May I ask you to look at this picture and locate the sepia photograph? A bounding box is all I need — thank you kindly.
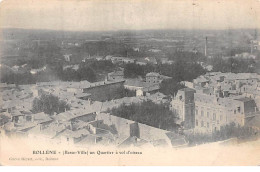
[0,0,260,166]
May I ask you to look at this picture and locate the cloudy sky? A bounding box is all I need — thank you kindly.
[1,0,260,31]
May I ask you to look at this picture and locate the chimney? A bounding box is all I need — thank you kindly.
[251,40,253,54]
[205,36,208,57]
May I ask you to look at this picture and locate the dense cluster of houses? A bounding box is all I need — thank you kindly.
[0,77,186,148]
[62,53,176,66]
[171,72,260,133]
[1,70,259,147]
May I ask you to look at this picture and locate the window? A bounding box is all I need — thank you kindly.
[195,109,198,115]
[196,120,198,126]
[207,112,210,118]
[217,120,219,125]
[220,115,223,121]
[26,116,32,121]
[207,122,209,128]
[237,107,241,113]
[201,110,204,117]
[213,113,216,121]
[201,121,204,127]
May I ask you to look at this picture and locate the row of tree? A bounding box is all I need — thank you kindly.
[123,58,206,81]
[58,60,117,82]
[209,57,257,73]
[123,63,154,78]
[123,58,206,96]
[0,60,118,84]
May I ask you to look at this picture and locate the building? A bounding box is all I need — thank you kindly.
[170,88,196,129]
[160,58,174,65]
[132,47,140,52]
[96,113,187,148]
[124,79,160,96]
[171,72,260,133]
[144,57,157,64]
[148,49,161,53]
[109,56,135,64]
[193,76,210,87]
[63,54,72,62]
[107,70,124,81]
[83,80,125,102]
[171,89,259,133]
[146,72,172,84]
[146,72,160,83]
[234,52,256,60]
[194,94,258,133]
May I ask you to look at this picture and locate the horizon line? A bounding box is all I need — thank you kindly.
[1,27,260,33]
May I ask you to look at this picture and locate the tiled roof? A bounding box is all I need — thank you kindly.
[33,112,53,124]
[234,97,254,102]
[125,79,159,89]
[146,72,160,77]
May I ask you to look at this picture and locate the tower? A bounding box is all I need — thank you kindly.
[171,88,196,129]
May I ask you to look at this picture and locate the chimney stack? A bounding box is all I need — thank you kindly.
[251,40,253,54]
[205,36,208,57]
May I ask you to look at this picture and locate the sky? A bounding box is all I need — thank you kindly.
[0,0,260,31]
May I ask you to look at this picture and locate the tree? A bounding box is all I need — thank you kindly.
[89,60,116,73]
[77,64,97,82]
[160,79,185,96]
[32,94,70,115]
[107,100,180,131]
[0,70,36,85]
[210,56,258,73]
[124,63,146,78]
[159,59,206,82]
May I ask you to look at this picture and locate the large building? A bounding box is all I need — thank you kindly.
[171,89,258,133]
[146,72,171,84]
[83,80,125,102]
[124,79,160,96]
[194,94,257,133]
[171,72,260,133]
